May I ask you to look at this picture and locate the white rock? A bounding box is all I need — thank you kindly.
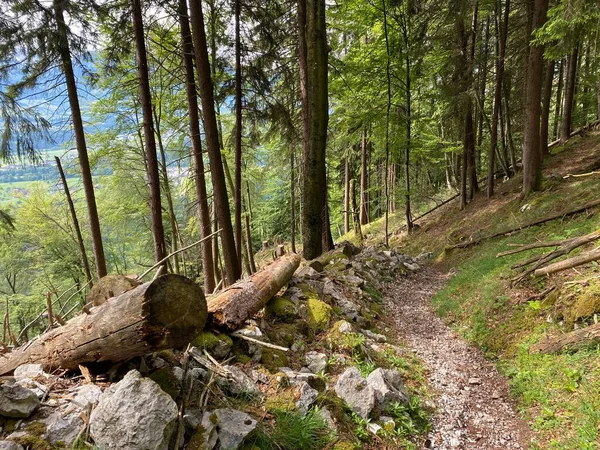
[70,384,103,409]
[367,422,382,435]
[204,408,257,450]
[336,320,354,334]
[13,365,45,381]
[366,368,409,408]
[334,367,375,419]
[305,351,328,374]
[89,370,178,450]
[295,382,318,414]
[0,441,24,450]
[219,366,261,397]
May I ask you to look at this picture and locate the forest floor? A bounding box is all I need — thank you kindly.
[385,267,531,450]
[342,128,600,448]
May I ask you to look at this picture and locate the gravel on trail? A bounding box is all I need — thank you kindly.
[385,267,532,450]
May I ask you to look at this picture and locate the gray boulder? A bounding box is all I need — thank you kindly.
[0,382,40,418]
[219,366,261,397]
[13,364,45,381]
[295,382,318,415]
[334,367,375,419]
[366,368,409,408]
[41,411,82,446]
[89,370,178,450]
[304,351,327,374]
[202,408,257,450]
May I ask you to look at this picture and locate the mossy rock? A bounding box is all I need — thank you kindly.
[149,367,181,399]
[261,348,289,372]
[191,330,233,359]
[564,285,600,325]
[13,435,52,450]
[266,321,308,347]
[320,251,350,266]
[307,298,333,332]
[266,297,298,322]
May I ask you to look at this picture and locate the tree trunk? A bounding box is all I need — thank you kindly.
[531,322,600,354]
[234,0,243,271]
[287,144,296,253]
[540,59,555,156]
[351,178,363,240]
[53,0,107,279]
[487,0,510,198]
[521,0,549,196]
[300,0,328,260]
[382,0,391,246]
[55,157,93,287]
[131,0,167,267]
[344,156,350,234]
[245,214,256,274]
[178,0,215,293]
[560,45,579,143]
[207,253,300,330]
[0,275,207,374]
[189,0,240,284]
[360,128,369,225]
[553,59,564,140]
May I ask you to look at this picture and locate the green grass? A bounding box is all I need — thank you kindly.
[427,213,600,448]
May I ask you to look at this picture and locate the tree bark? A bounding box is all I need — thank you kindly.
[55,157,93,287]
[360,128,369,225]
[207,253,300,330]
[290,144,297,252]
[344,156,350,234]
[234,0,243,271]
[300,0,329,260]
[553,59,564,140]
[245,214,256,274]
[53,0,107,279]
[540,59,555,156]
[189,0,240,284]
[178,0,215,293]
[487,0,510,197]
[131,0,167,267]
[560,45,579,143]
[521,0,549,196]
[534,247,600,277]
[0,275,207,374]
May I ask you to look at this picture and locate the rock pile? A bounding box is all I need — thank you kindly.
[0,243,431,449]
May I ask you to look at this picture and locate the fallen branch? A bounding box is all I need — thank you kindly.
[531,322,600,354]
[230,331,289,352]
[563,171,600,179]
[534,247,600,277]
[519,286,556,304]
[497,237,573,257]
[207,253,301,330]
[0,274,207,375]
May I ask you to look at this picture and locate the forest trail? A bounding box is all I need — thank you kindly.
[385,268,532,450]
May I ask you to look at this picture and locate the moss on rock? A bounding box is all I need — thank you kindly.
[148,367,181,399]
[307,298,333,332]
[191,330,233,358]
[266,297,298,322]
[261,348,290,372]
[333,440,357,450]
[265,388,297,411]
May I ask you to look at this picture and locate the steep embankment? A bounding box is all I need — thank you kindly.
[389,130,600,449]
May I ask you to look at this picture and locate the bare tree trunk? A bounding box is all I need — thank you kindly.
[212,203,222,289]
[351,179,363,240]
[234,0,243,270]
[487,0,510,197]
[300,0,329,260]
[560,45,579,143]
[522,0,549,196]
[53,0,107,279]
[55,157,93,287]
[359,128,369,225]
[382,0,391,246]
[344,156,350,234]
[290,144,297,252]
[553,59,564,140]
[178,0,215,292]
[245,214,256,273]
[189,0,240,284]
[540,59,554,156]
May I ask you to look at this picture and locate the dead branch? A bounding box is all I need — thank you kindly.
[534,247,600,277]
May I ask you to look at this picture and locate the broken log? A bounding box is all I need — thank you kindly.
[0,274,206,375]
[207,253,300,330]
[531,322,600,354]
[534,247,600,277]
[88,274,142,307]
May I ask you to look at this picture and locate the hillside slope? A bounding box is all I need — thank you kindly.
[359,130,600,449]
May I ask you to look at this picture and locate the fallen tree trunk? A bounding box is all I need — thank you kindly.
[534,247,600,277]
[531,322,600,354]
[208,253,301,330]
[0,274,206,375]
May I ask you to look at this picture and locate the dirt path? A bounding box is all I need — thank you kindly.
[385,267,532,450]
